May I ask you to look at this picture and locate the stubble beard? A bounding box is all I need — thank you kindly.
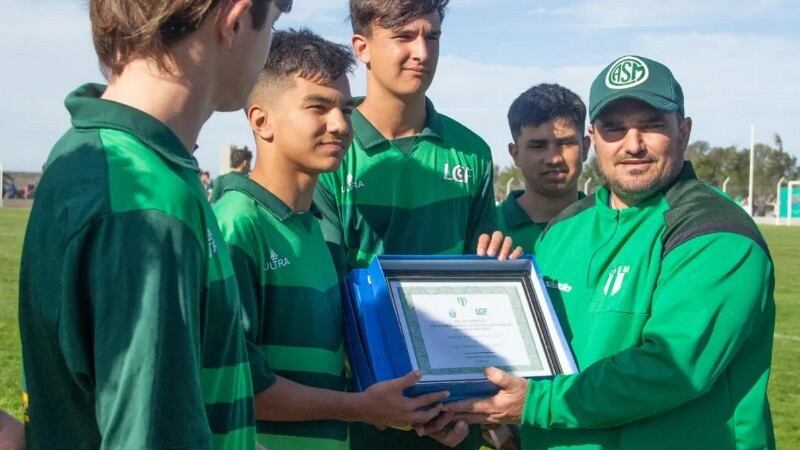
[606,160,683,205]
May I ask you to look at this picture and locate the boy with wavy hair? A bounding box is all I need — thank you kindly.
[19,1,289,448]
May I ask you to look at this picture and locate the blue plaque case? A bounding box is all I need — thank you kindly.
[342,255,577,402]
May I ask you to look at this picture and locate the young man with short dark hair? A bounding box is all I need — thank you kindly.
[313,1,516,448]
[498,84,589,253]
[18,1,290,448]
[211,146,253,203]
[314,0,513,279]
[214,28,450,450]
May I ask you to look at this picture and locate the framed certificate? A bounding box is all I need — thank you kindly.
[343,256,576,400]
[389,278,557,381]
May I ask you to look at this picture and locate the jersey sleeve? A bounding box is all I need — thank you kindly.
[521,232,774,430]
[464,160,497,253]
[63,211,212,449]
[314,174,348,277]
[216,212,277,394]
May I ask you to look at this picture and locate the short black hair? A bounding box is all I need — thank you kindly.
[230,146,253,168]
[349,0,449,35]
[257,28,355,91]
[507,83,587,141]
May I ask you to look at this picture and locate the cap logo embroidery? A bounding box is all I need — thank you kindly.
[605,56,649,90]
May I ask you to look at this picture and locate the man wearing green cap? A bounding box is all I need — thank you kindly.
[443,55,776,449]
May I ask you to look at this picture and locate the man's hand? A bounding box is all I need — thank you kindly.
[0,410,25,450]
[476,231,523,261]
[443,367,529,425]
[357,370,449,428]
[415,412,469,448]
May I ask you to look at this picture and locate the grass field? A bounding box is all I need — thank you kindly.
[1,208,798,446]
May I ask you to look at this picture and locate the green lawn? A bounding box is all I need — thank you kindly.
[1,209,798,446]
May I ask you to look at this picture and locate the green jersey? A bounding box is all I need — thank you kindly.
[522,162,775,449]
[315,98,497,275]
[210,171,247,204]
[496,190,586,253]
[19,84,256,450]
[496,190,546,254]
[213,177,348,450]
[315,98,495,450]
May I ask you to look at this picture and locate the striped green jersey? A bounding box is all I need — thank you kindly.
[213,176,348,450]
[314,98,496,450]
[18,84,255,450]
[314,98,497,276]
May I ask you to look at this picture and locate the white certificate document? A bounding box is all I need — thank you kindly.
[390,280,552,381]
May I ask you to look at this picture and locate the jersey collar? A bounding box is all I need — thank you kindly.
[65,83,199,172]
[351,96,443,151]
[503,189,586,228]
[502,190,538,228]
[225,175,321,222]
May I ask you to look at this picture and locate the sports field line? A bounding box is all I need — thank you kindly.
[774,333,800,342]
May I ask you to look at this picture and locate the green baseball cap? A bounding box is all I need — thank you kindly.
[589,55,684,122]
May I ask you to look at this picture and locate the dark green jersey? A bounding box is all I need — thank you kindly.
[19,84,255,450]
[213,177,348,450]
[315,98,497,276]
[210,171,247,204]
[315,98,495,450]
[522,162,775,450]
[496,190,546,254]
[496,190,586,253]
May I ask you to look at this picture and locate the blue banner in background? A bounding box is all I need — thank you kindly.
[779,186,800,218]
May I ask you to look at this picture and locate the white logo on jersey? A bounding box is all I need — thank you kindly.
[603,265,630,296]
[207,229,217,255]
[265,249,291,271]
[443,163,471,184]
[342,173,365,193]
[545,280,573,293]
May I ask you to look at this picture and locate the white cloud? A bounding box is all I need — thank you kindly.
[424,30,800,167]
[426,56,599,167]
[528,0,795,29]
[1,1,798,175]
[279,0,347,25]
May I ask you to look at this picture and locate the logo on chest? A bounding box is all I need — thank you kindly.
[265,249,291,272]
[443,163,471,184]
[603,265,631,296]
[342,173,365,193]
[545,279,573,293]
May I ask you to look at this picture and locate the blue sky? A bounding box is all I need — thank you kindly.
[2,0,799,174]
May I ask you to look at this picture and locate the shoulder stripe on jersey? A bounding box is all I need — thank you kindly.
[662,170,769,258]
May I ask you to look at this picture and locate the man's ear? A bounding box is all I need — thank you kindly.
[508,142,520,167]
[247,103,274,142]
[217,0,252,49]
[581,135,591,162]
[679,116,693,150]
[352,33,370,65]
